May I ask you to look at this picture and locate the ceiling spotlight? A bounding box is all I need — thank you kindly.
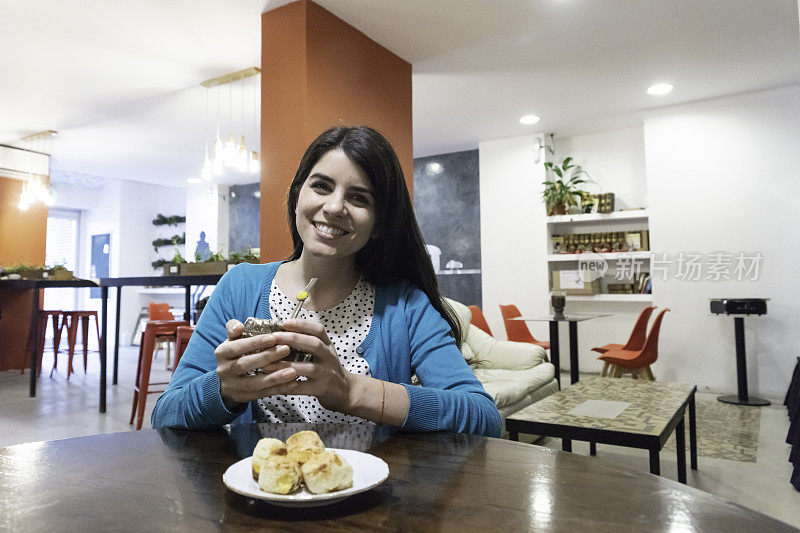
[519,114,541,125]
[647,83,673,96]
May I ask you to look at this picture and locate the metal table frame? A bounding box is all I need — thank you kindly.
[98,275,223,413]
[0,278,98,398]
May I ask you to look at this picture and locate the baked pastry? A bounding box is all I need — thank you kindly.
[286,430,325,465]
[257,456,303,495]
[251,438,287,480]
[300,450,354,494]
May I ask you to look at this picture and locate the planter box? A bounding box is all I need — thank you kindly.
[179,261,229,275]
[20,269,47,280]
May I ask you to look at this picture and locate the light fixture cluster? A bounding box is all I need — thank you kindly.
[198,67,261,183]
[18,174,54,210]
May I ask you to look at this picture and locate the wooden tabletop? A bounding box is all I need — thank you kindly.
[0,424,792,532]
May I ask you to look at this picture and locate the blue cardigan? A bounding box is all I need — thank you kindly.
[150,262,501,437]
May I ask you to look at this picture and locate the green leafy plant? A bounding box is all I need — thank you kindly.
[152,214,186,226]
[1,263,45,276]
[170,249,186,265]
[542,157,591,216]
[152,233,186,251]
[228,249,260,264]
[152,258,169,270]
[206,251,226,263]
[194,251,202,262]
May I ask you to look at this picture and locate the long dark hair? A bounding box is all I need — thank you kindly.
[286,125,463,347]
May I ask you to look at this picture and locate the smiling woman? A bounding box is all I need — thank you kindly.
[151,125,501,437]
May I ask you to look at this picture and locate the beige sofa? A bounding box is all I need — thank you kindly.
[446,298,560,418]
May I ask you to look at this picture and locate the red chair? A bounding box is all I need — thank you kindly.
[468,305,493,336]
[130,319,189,430]
[148,302,177,370]
[62,310,100,380]
[173,325,194,375]
[599,308,670,381]
[499,304,550,354]
[35,310,65,377]
[593,306,656,377]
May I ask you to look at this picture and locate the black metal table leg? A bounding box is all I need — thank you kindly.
[549,320,560,388]
[509,431,519,442]
[589,442,596,456]
[184,285,191,322]
[676,416,687,483]
[28,287,40,397]
[100,285,108,413]
[562,438,572,452]
[718,316,770,406]
[568,320,579,384]
[113,286,121,385]
[649,449,660,475]
[689,393,698,470]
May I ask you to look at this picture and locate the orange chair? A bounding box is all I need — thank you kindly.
[130,319,189,430]
[499,304,550,352]
[593,306,656,377]
[599,308,670,381]
[148,303,177,370]
[468,305,493,336]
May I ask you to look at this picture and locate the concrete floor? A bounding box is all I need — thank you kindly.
[1,347,798,528]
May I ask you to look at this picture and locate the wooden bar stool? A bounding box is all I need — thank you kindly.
[36,310,65,377]
[148,303,177,370]
[131,320,189,430]
[62,311,100,380]
[173,325,194,375]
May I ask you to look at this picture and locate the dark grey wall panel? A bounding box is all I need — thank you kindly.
[413,149,482,307]
[228,183,260,254]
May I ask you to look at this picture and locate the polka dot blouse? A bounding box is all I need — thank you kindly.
[255,278,375,425]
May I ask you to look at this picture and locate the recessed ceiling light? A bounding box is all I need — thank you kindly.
[187,178,201,184]
[647,83,673,96]
[519,114,541,125]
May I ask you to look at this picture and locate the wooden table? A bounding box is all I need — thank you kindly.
[507,377,697,483]
[517,314,610,386]
[98,274,222,412]
[0,278,98,397]
[0,424,791,531]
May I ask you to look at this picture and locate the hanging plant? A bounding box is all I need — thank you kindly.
[152,214,186,226]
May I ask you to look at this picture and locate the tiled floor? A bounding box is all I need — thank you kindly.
[1,349,798,528]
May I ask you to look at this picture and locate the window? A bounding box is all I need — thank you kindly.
[44,208,81,312]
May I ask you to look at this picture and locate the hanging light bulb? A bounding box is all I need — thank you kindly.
[236,135,248,171]
[249,151,260,174]
[201,150,213,181]
[213,136,224,164]
[213,153,224,176]
[223,133,237,165]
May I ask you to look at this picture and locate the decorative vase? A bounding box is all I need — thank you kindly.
[549,204,567,216]
[551,292,566,319]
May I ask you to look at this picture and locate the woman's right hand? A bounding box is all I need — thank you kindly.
[215,319,300,409]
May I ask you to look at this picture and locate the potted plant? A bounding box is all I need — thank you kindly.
[542,157,591,216]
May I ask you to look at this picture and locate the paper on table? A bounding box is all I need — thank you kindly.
[566,400,630,419]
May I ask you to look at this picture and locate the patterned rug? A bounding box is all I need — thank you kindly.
[662,397,761,462]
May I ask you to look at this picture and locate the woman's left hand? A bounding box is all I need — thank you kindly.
[266,318,355,413]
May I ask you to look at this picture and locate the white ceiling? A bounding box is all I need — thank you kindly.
[1,0,798,186]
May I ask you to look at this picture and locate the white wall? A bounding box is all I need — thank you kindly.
[554,126,648,210]
[479,135,551,336]
[186,184,229,258]
[644,84,800,399]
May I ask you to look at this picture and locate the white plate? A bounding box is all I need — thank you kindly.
[222,448,389,507]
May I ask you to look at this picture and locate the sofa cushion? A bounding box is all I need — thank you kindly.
[474,363,555,408]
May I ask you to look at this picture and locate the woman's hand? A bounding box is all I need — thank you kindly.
[214,319,300,409]
[269,318,355,413]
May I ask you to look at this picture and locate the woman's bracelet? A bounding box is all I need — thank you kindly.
[378,379,386,425]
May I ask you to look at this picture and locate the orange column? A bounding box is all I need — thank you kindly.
[260,0,412,261]
[0,176,48,371]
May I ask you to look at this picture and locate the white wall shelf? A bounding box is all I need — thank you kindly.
[547,251,652,262]
[546,209,649,225]
[566,294,652,303]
